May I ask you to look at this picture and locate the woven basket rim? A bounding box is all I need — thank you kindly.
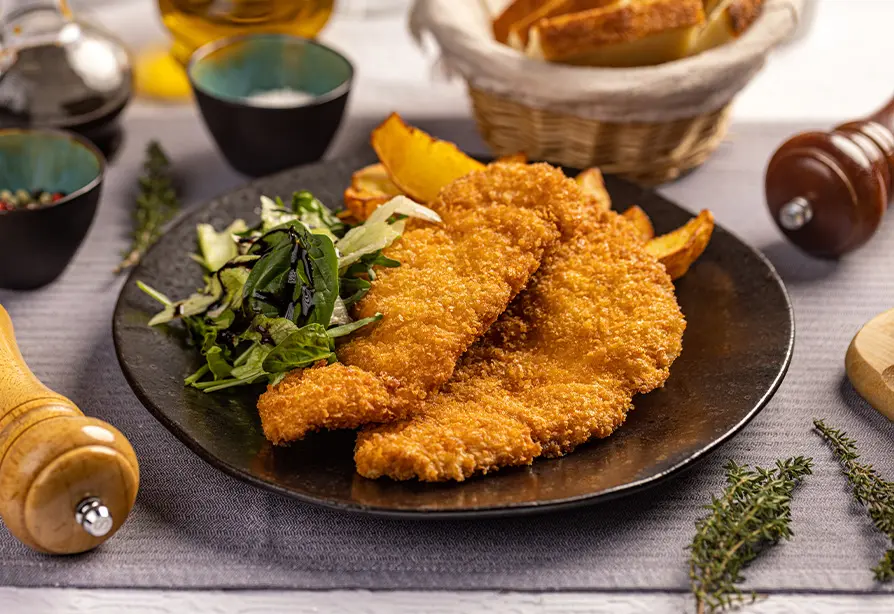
[410,0,804,120]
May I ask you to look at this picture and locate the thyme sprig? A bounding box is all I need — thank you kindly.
[116,141,180,272]
[688,456,813,614]
[813,419,894,582]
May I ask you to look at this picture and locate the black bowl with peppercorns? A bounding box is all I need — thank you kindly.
[0,129,105,289]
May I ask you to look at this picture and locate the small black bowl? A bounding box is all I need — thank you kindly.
[0,129,105,290]
[188,34,353,177]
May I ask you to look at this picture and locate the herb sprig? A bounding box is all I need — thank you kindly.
[814,419,894,582]
[116,141,180,273]
[688,456,813,614]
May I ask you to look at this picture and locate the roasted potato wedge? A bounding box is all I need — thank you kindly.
[621,205,655,242]
[343,163,403,221]
[575,167,611,213]
[371,113,485,203]
[646,210,715,280]
[495,152,528,164]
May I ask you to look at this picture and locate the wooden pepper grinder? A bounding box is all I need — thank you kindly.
[0,305,139,554]
[766,93,894,257]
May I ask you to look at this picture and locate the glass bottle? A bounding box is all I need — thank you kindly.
[158,0,336,64]
[0,0,132,154]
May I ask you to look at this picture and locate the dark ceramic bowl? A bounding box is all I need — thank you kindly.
[188,34,353,177]
[0,129,104,290]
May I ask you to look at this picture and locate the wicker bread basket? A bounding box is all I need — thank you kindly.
[410,0,804,185]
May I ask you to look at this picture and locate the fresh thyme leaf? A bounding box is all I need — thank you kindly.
[116,142,180,272]
[688,456,813,614]
[813,419,894,582]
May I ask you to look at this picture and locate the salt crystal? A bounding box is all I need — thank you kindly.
[245,88,316,107]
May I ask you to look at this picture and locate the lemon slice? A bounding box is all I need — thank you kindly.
[135,46,192,102]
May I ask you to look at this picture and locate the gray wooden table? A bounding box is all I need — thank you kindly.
[3,0,894,612]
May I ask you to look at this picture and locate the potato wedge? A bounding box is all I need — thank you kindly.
[371,113,485,203]
[646,210,715,280]
[621,205,655,242]
[495,152,528,164]
[343,163,403,221]
[575,167,611,213]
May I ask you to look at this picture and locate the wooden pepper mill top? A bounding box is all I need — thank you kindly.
[0,305,139,554]
[766,93,894,258]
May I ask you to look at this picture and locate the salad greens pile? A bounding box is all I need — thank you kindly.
[139,191,440,392]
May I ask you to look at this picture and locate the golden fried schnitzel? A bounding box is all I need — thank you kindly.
[354,211,686,481]
[258,164,596,444]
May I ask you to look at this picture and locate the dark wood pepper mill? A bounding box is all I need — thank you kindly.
[766,93,894,258]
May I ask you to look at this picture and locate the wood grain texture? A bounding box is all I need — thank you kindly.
[1,589,893,614]
[847,308,894,420]
[0,306,140,554]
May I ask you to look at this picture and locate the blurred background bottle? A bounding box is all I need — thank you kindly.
[136,0,334,101]
[158,0,334,64]
[0,0,132,155]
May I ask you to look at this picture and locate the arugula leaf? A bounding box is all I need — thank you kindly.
[184,364,210,386]
[244,315,299,345]
[339,277,371,306]
[197,220,248,272]
[242,237,296,318]
[242,223,339,328]
[339,250,400,306]
[145,283,220,327]
[205,346,234,379]
[327,314,382,338]
[136,280,172,306]
[262,324,335,372]
[292,190,346,238]
[260,195,299,232]
[291,222,339,328]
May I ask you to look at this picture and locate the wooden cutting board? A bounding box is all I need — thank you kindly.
[846,308,894,420]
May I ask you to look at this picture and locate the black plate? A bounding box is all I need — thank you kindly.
[113,154,794,518]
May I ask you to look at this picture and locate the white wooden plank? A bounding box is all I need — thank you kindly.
[2,589,894,614]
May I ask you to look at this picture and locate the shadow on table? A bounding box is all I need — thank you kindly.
[837,375,894,442]
[758,239,838,285]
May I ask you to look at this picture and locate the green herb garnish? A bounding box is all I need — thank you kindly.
[117,142,180,273]
[814,419,894,582]
[688,456,813,613]
[138,192,439,391]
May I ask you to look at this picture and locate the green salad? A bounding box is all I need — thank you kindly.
[139,191,440,392]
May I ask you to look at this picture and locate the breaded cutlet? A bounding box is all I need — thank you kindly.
[355,211,686,481]
[258,163,597,444]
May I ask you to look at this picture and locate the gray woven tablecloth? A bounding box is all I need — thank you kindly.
[0,107,892,593]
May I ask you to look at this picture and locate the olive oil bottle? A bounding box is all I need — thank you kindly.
[159,0,335,64]
[138,0,334,100]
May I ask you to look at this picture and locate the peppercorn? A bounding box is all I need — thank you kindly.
[0,188,67,211]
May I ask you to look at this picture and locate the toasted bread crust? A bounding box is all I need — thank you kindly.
[726,0,764,35]
[492,0,552,44]
[532,0,705,61]
[507,0,619,49]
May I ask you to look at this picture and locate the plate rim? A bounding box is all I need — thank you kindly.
[112,155,795,519]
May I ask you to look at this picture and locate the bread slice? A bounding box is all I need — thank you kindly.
[506,0,620,51]
[526,0,706,66]
[687,0,765,56]
[493,0,554,43]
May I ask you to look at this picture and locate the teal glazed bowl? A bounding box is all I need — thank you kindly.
[0,129,104,290]
[188,34,353,177]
